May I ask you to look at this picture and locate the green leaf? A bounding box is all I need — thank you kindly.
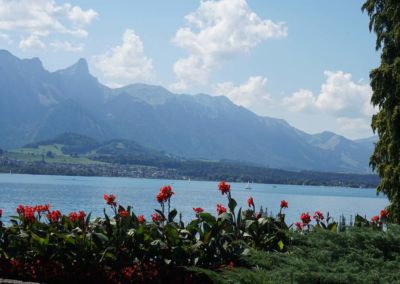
[199,213,216,225]
[168,209,177,222]
[165,225,179,244]
[93,232,109,244]
[228,198,237,214]
[328,222,338,232]
[277,240,284,250]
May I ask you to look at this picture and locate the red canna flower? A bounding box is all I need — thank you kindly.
[77,211,86,221]
[34,204,50,213]
[16,205,36,223]
[371,215,379,223]
[16,205,25,214]
[313,211,324,221]
[280,200,288,209]
[103,194,117,206]
[218,181,231,195]
[47,210,62,223]
[156,185,174,203]
[217,204,227,215]
[69,212,78,222]
[193,207,204,214]
[69,211,86,222]
[151,213,163,222]
[300,212,311,224]
[247,197,254,207]
[119,210,130,217]
[137,215,145,223]
[380,209,388,219]
[295,221,305,230]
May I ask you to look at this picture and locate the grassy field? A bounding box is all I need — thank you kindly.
[7,145,105,165]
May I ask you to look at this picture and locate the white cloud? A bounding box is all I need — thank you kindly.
[336,117,371,131]
[19,34,45,50]
[282,70,377,138]
[50,41,84,52]
[0,0,97,50]
[171,0,287,90]
[213,76,271,114]
[95,29,154,87]
[283,71,377,117]
[66,5,98,26]
[282,89,315,112]
[0,32,12,44]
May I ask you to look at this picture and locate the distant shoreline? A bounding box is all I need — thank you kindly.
[0,158,379,189]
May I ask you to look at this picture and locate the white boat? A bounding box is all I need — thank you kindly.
[245,181,252,190]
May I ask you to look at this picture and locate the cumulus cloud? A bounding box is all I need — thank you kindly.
[0,0,97,50]
[283,71,376,117]
[282,89,316,112]
[213,76,271,114]
[50,41,84,52]
[283,70,377,137]
[170,0,287,90]
[94,29,154,87]
[19,34,45,50]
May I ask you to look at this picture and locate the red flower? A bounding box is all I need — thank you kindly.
[151,213,163,222]
[16,205,25,214]
[280,200,288,209]
[313,211,324,221]
[69,212,78,222]
[156,185,174,203]
[256,213,262,219]
[47,210,61,223]
[16,205,36,223]
[69,211,86,222]
[34,204,50,213]
[295,222,304,230]
[103,194,116,206]
[218,181,231,195]
[137,215,145,223]
[119,210,130,217]
[217,204,227,215]
[371,215,379,223]
[300,212,311,224]
[247,197,254,207]
[77,211,86,221]
[193,207,204,214]
[380,209,388,219]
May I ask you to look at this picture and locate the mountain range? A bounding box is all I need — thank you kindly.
[0,49,376,173]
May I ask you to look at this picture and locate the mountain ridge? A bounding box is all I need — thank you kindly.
[0,50,375,173]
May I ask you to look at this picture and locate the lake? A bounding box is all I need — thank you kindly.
[0,173,388,224]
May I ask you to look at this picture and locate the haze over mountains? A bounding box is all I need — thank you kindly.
[0,50,376,173]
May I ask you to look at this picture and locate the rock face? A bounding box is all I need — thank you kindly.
[0,50,374,173]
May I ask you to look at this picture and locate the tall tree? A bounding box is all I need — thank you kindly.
[362,0,400,222]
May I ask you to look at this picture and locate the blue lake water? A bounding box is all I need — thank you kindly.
[0,173,388,224]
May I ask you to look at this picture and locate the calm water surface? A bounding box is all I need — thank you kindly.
[0,173,388,224]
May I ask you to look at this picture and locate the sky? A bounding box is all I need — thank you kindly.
[0,0,380,139]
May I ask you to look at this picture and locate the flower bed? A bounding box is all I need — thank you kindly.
[0,182,388,283]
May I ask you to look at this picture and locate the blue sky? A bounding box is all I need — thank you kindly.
[0,0,379,139]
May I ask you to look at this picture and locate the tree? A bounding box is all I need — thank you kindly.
[362,0,400,222]
[46,151,55,158]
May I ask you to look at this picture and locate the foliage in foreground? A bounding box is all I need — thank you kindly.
[362,0,400,221]
[0,181,389,283]
[192,225,400,284]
